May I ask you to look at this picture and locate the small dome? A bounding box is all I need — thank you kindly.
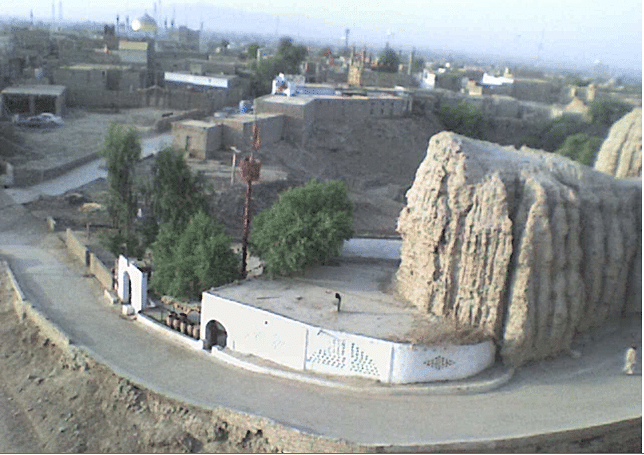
[132,13,158,32]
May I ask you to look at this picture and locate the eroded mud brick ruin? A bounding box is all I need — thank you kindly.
[396,131,642,367]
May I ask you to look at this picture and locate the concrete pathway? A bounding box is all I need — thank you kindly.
[5,133,172,204]
[0,194,640,447]
[341,238,402,260]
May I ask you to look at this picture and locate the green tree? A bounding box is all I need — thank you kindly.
[250,180,353,277]
[249,38,308,97]
[518,115,587,152]
[246,42,260,60]
[141,147,210,245]
[556,133,602,166]
[411,57,425,73]
[150,212,239,300]
[438,101,486,139]
[99,123,141,257]
[589,98,632,128]
[377,46,400,73]
[276,37,307,73]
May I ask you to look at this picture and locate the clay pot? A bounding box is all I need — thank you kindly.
[192,326,200,340]
[172,318,181,330]
[165,314,173,327]
[179,321,187,334]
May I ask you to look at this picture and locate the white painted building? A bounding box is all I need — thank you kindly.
[200,291,495,384]
[164,72,238,90]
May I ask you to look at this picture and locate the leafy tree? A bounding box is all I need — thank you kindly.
[377,46,400,73]
[150,212,239,300]
[141,147,210,245]
[589,98,632,128]
[246,42,260,60]
[276,37,307,74]
[250,180,353,277]
[249,38,308,97]
[411,57,425,73]
[556,133,602,166]
[438,101,486,139]
[99,123,141,257]
[518,115,587,152]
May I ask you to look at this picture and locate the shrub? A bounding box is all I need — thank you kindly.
[589,98,633,128]
[556,133,603,166]
[518,115,588,152]
[150,212,239,300]
[438,101,486,140]
[250,180,353,277]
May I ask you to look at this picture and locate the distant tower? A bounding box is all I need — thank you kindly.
[116,15,120,35]
[344,28,350,49]
[408,48,415,75]
[51,1,55,23]
[536,28,545,66]
[153,2,157,22]
[30,9,34,26]
[58,1,62,21]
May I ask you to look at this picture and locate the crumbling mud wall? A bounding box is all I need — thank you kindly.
[396,132,642,366]
[594,108,642,178]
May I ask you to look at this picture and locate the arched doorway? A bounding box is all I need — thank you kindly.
[205,320,227,350]
[120,271,131,304]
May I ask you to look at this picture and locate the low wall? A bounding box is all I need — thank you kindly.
[3,260,71,351]
[12,153,98,188]
[137,312,202,350]
[89,252,113,291]
[155,109,205,133]
[201,292,495,384]
[65,228,89,266]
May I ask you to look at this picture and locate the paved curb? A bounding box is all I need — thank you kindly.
[209,342,515,395]
[132,308,514,395]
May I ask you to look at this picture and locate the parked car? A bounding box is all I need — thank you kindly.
[15,112,64,128]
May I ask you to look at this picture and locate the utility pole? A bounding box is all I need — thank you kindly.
[239,123,261,278]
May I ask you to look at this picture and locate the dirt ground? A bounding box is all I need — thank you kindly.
[0,265,362,453]
[1,107,181,168]
[23,112,444,240]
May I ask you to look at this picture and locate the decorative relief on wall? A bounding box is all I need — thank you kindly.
[349,342,379,377]
[306,332,380,377]
[424,355,456,370]
[307,337,347,369]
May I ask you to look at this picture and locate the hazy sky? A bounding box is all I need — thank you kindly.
[4,0,642,72]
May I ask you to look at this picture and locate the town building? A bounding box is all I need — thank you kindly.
[0,84,66,117]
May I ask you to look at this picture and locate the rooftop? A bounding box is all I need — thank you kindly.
[208,261,428,342]
[174,119,219,129]
[63,64,133,71]
[1,85,67,96]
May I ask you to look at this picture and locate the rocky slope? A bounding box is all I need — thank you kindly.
[396,132,642,366]
[594,108,642,178]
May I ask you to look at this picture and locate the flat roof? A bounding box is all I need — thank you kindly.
[63,64,133,71]
[221,113,283,124]
[260,93,402,105]
[208,261,431,341]
[174,119,219,129]
[1,85,66,96]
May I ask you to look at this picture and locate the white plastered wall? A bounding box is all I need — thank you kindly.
[201,292,496,384]
[117,255,148,313]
